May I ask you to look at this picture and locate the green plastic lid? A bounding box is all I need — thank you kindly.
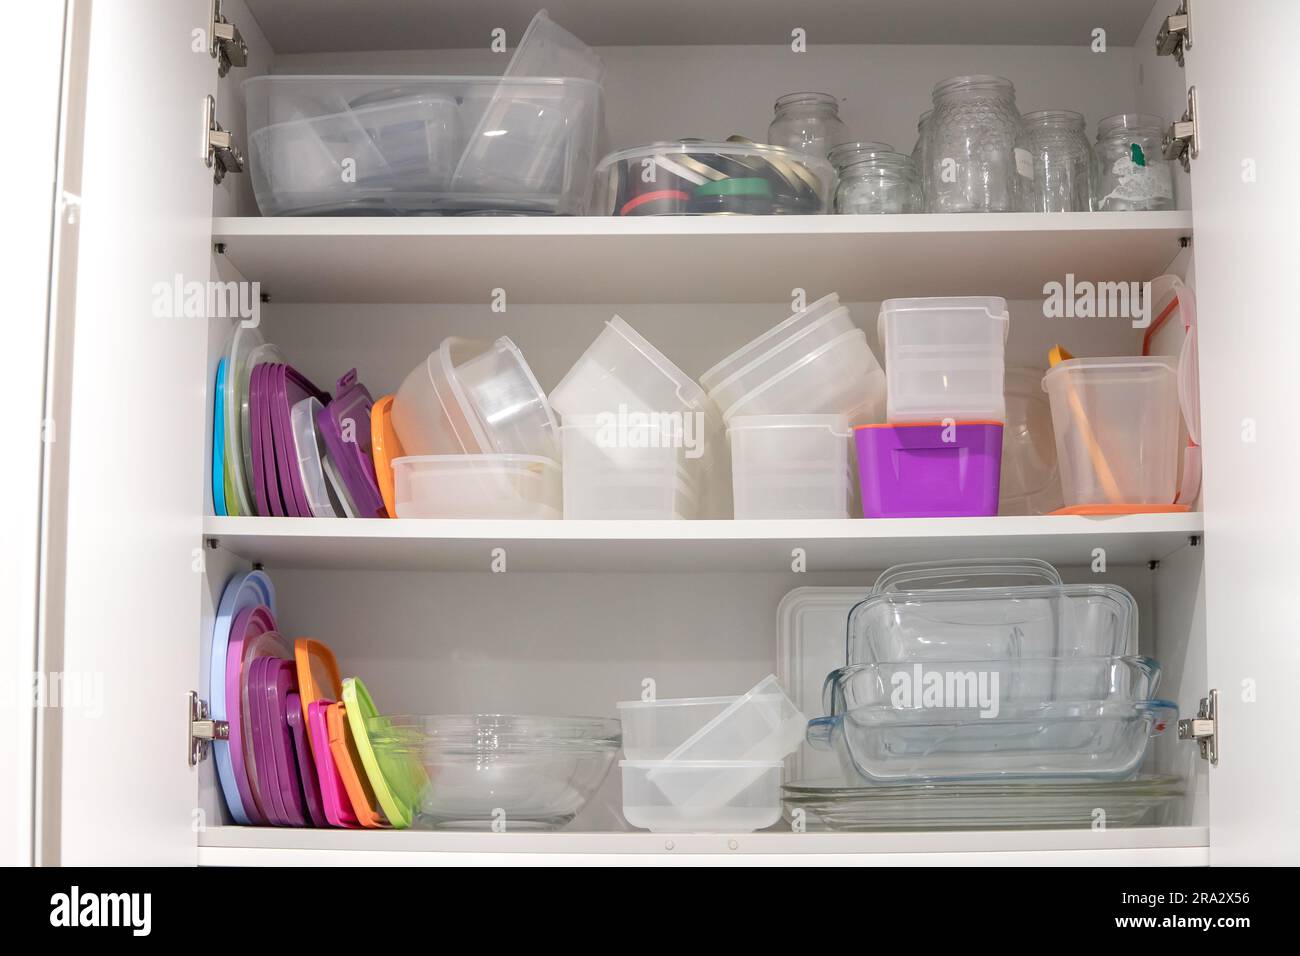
[695,177,773,198]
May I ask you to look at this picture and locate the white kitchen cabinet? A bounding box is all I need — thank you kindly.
[19,0,1298,866]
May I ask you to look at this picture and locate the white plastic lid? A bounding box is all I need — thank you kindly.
[289,396,344,518]
[607,316,709,411]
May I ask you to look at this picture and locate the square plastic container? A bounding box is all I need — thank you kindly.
[391,455,561,519]
[620,761,783,832]
[560,416,700,519]
[878,296,1009,423]
[244,75,603,216]
[392,336,559,461]
[721,328,886,427]
[700,293,841,393]
[729,415,854,519]
[1042,356,1180,508]
[617,696,741,760]
[855,422,1003,518]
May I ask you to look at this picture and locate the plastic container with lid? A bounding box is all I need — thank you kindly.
[391,454,562,519]
[621,760,783,832]
[878,296,1010,423]
[855,421,1002,518]
[559,415,700,519]
[594,142,834,216]
[700,293,842,394]
[1000,367,1061,515]
[729,415,855,519]
[1042,355,1180,509]
[617,695,742,760]
[392,336,558,461]
[722,328,886,427]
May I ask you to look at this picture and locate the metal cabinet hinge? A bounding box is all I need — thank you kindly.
[210,0,248,77]
[1163,86,1200,172]
[203,94,245,185]
[188,691,229,768]
[1178,688,1218,765]
[1156,1,1192,67]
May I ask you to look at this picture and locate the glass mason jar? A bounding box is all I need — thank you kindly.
[924,75,1022,213]
[1095,113,1175,211]
[911,110,932,205]
[768,92,851,159]
[827,140,894,174]
[834,151,922,214]
[1015,109,1095,212]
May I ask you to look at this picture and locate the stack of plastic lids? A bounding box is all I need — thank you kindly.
[211,570,424,828]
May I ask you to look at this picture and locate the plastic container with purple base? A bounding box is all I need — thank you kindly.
[855,421,1003,518]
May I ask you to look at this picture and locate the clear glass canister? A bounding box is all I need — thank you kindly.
[924,75,1022,213]
[1095,113,1175,211]
[827,140,894,173]
[1015,109,1095,212]
[834,151,922,214]
[768,92,851,159]
[911,110,932,204]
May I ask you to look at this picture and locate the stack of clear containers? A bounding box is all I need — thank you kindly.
[618,676,806,832]
[805,559,1178,787]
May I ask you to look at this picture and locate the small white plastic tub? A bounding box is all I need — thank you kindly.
[728,415,854,519]
[391,454,562,519]
[560,416,700,519]
[878,296,1010,423]
[620,761,783,832]
[700,293,842,393]
[705,305,857,417]
[1042,355,1180,507]
[722,328,886,426]
[616,696,740,760]
[392,337,558,461]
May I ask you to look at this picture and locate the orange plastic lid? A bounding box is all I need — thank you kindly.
[371,395,404,519]
[1051,504,1192,516]
[326,702,387,828]
[294,638,342,728]
[854,420,1004,430]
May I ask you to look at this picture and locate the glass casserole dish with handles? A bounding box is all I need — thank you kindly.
[846,559,1139,664]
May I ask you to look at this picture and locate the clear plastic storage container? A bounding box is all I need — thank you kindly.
[594,142,834,215]
[617,696,742,760]
[877,296,1010,423]
[244,75,603,216]
[620,760,783,832]
[1042,356,1181,509]
[559,416,700,519]
[391,454,562,519]
[729,415,854,519]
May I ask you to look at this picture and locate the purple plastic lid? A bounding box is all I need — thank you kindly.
[224,605,275,825]
[254,364,288,517]
[250,364,272,516]
[272,364,330,519]
[316,370,385,518]
[287,693,329,827]
[248,656,288,824]
[263,658,308,826]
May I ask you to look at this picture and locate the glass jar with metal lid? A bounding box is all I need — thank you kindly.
[1095,113,1175,211]
[923,75,1023,213]
[1015,109,1095,212]
[768,92,852,159]
[834,151,922,214]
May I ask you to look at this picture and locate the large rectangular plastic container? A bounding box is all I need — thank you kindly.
[854,422,1002,518]
[1042,356,1180,508]
[878,296,1009,423]
[244,75,603,216]
[729,415,854,519]
[560,416,700,519]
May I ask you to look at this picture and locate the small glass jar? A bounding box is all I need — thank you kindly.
[827,141,894,174]
[834,151,922,214]
[924,75,1022,213]
[768,92,851,159]
[1095,113,1175,211]
[1015,109,1095,212]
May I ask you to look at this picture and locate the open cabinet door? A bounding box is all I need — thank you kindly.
[1184,0,1300,864]
[50,0,217,864]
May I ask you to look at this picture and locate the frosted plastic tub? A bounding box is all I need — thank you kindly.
[391,455,561,519]
[392,336,558,460]
[621,761,783,832]
[560,416,700,519]
[244,75,602,216]
[1042,356,1180,507]
[878,296,1010,423]
[729,415,854,519]
[705,305,857,416]
[700,293,840,393]
[722,328,886,427]
[617,696,740,760]
[595,142,834,215]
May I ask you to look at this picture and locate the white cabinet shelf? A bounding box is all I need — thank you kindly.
[211,212,1192,304]
[203,512,1203,572]
[197,825,1209,866]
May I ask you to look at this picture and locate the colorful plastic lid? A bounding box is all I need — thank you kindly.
[290,397,344,518]
[223,323,284,516]
[294,638,342,725]
[326,702,387,828]
[695,177,773,198]
[286,693,329,827]
[226,606,284,825]
[251,657,308,826]
[212,358,228,517]
[342,677,416,829]
[370,395,404,518]
[210,571,276,824]
[317,370,385,518]
[308,700,360,828]
[1051,504,1192,516]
